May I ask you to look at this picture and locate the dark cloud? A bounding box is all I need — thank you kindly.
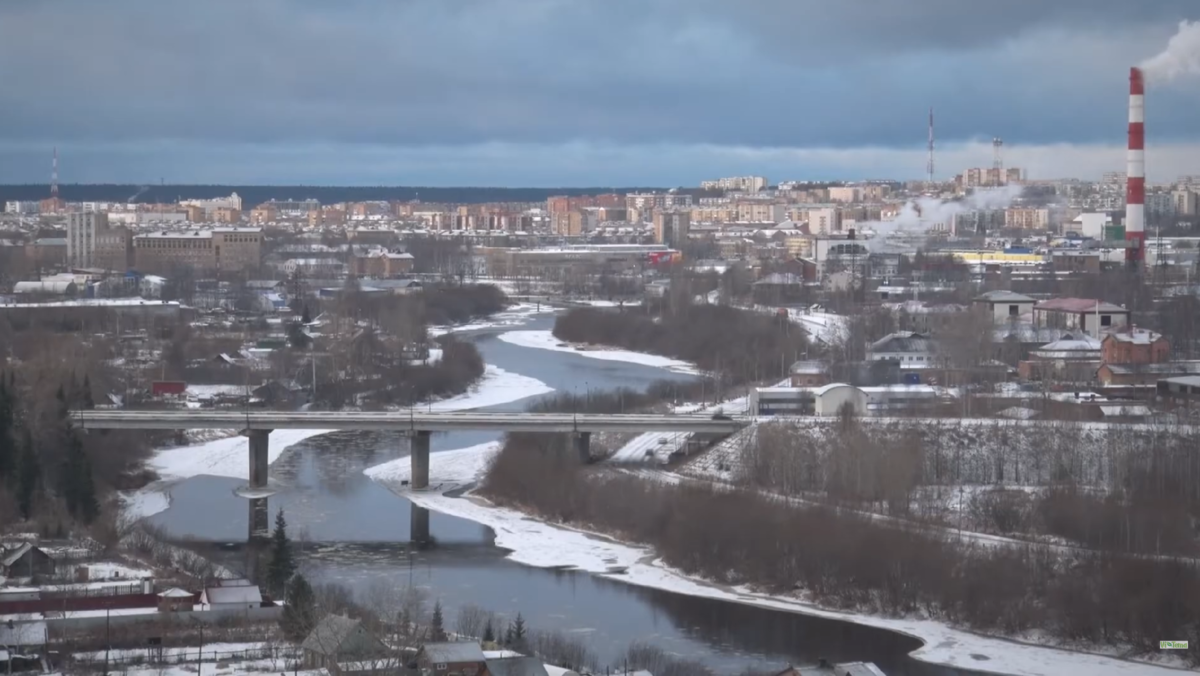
[1,1,1198,182]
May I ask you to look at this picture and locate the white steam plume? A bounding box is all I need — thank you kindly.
[1141,20,1200,82]
[861,185,1023,250]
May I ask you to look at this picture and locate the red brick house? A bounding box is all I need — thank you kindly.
[1101,328,1169,365]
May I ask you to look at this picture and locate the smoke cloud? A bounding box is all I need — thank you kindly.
[1141,20,1200,82]
[862,184,1024,249]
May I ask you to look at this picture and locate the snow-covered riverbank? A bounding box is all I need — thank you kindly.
[121,362,553,522]
[429,303,552,337]
[497,329,700,375]
[363,443,1189,676]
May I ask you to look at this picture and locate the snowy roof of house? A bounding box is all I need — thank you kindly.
[1034,298,1126,314]
[1102,328,1162,345]
[975,290,1036,303]
[1037,335,1101,352]
[301,614,362,656]
[420,642,486,664]
[1104,362,1200,375]
[0,620,46,647]
[1099,405,1151,417]
[1,543,41,567]
[789,360,827,375]
[158,588,194,598]
[813,383,859,397]
[202,583,261,605]
[869,332,934,354]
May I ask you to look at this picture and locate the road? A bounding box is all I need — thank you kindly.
[71,410,748,434]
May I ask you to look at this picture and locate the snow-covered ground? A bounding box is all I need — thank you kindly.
[429,303,551,337]
[750,304,848,344]
[424,364,553,412]
[497,330,700,375]
[364,444,1188,676]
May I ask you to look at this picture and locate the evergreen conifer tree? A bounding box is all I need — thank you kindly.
[16,428,39,519]
[280,573,317,641]
[0,374,13,478]
[266,509,297,596]
[482,619,495,644]
[430,601,446,641]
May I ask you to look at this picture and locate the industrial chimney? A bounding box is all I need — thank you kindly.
[1126,67,1146,268]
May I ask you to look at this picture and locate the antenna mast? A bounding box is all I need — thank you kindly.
[992,138,1004,184]
[927,108,935,186]
[51,147,59,200]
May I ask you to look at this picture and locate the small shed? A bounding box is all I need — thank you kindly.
[199,579,262,610]
[301,614,389,669]
[416,642,488,676]
[157,588,195,612]
[0,543,55,579]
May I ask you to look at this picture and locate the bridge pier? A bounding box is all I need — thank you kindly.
[573,431,592,464]
[247,429,271,541]
[410,504,431,547]
[410,430,431,489]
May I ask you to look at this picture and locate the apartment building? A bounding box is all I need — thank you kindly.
[625,193,693,222]
[133,227,262,275]
[1005,208,1051,230]
[735,201,786,223]
[700,176,769,193]
[653,210,691,247]
[1172,189,1199,216]
[67,212,132,270]
[213,207,242,224]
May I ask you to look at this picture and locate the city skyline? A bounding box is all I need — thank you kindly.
[3,1,1200,185]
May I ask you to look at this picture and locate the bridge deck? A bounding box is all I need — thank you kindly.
[70,410,749,434]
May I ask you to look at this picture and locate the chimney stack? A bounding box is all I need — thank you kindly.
[1126,67,1146,268]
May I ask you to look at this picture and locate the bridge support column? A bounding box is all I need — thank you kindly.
[573,431,592,464]
[410,430,431,490]
[247,429,271,541]
[410,504,431,547]
[248,429,271,489]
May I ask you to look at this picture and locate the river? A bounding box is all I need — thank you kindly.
[146,312,968,675]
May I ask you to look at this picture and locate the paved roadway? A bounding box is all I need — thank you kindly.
[70,410,748,434]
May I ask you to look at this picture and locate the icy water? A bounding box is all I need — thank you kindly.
[149,313,969,675]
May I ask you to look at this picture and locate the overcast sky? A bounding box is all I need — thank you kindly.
[2,0,1200,186]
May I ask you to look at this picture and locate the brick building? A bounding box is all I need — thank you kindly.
[133,227,262,275]
[1101,328,1169,365]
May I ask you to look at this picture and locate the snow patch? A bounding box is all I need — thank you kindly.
[498,330,700,374]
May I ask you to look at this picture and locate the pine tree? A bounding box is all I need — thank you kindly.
[510,613,527,649]
[482,618,495,644]
[0,374,13,479]
[430,601,446,641]
[266,509,297,596]
[60,431,98,524]
[280,573,317,641]
[301,306,312,325]
[81,375,95,410]
[16,428,39,519]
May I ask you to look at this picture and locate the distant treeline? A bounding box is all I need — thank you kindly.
[0,184,665,206]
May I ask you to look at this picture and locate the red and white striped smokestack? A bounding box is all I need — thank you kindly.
[1126,66,1146,267]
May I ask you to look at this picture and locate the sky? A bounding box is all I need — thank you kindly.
[2,0,1200,187]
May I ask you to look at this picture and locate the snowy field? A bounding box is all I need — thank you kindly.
[497,329,700,375]
[364,443,1187,676]
[429,302,552,337]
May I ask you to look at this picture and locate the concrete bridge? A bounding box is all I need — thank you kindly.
[72,409,746,540]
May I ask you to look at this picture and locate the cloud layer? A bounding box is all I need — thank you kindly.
[2,1,1199,184]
